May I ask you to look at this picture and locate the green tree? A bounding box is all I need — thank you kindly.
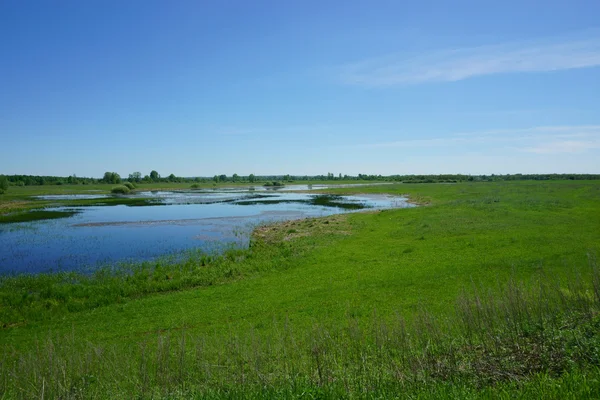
[0,175,8,194]
[102,172,121,184]
[150,170,160,181]
[213,175,220,183]
[232,173,239,182]
[168,173,177,182]
[248,174,255,183]
[129,172,142,183]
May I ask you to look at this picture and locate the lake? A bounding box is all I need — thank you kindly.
[0,189,413,274]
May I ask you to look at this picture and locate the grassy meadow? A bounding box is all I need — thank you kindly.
[1,180,600,398]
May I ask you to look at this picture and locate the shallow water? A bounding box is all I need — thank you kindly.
[35,194,110,200]
[1,191,413,274]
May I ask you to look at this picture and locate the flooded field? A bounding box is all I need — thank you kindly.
[1,190,413,274]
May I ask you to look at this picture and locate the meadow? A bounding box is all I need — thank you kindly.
[1,180,599,398]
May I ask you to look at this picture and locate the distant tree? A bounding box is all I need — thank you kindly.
[150,170,160,181]
[142,175,152,183]
[219,174,227,182]
[168,173,177,182]
[213,175,219,183]
[129,172,142,183]
[248,174,255,183]
[232,173,239,182]
[102,172,121,184]
[0,175,8,194]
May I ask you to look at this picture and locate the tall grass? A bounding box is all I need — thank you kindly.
[0,245,273,326]
[1,258,599,398]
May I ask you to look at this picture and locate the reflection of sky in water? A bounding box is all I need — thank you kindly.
[35,194,110,200]
[0,192,413,275]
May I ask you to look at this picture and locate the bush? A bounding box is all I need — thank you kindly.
[111,185,130,194]
[264,181,284,187]
[123,182,136,190]
[190,183,201,189]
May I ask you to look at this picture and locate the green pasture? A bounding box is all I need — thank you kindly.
[1,180,599,398]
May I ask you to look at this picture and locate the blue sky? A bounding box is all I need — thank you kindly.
[1,1,599,178]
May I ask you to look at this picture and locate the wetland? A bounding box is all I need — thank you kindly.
[1,188,412,274]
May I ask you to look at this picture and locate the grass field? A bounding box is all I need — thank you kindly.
[1,180,599,398]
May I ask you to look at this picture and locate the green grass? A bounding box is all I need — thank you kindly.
[1,180,599,398]
[2,262,600,398]
[0,210,80,224]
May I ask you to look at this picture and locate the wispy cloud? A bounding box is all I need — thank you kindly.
[359,125,600,155]
[339,33,600,86]
[522,139,600,154]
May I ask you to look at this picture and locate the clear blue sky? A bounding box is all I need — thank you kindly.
[1,0,599,178]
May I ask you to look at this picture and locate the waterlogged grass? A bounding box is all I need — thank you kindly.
[0,181,373,217]
[61,197,161,207]
[0,197,160,223]
[0,210,80,224]
[0,183,221,214]
[235,194,369,210]
[0,180,599,397]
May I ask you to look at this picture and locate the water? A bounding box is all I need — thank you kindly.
[0,190,413,274]
[35,194,110,200]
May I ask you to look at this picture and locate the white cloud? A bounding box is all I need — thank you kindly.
[522,140,600,154]
[358,125,600,154]
[339,33,600,86]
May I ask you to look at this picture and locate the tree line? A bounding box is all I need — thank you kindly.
[0,172,599,193]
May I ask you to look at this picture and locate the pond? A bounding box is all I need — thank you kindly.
[0,190,413,274]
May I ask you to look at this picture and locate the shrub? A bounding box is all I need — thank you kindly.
[190,183,201,189]
[111,185,130,194]
[123,182,136,190]
[264,181,284,187]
